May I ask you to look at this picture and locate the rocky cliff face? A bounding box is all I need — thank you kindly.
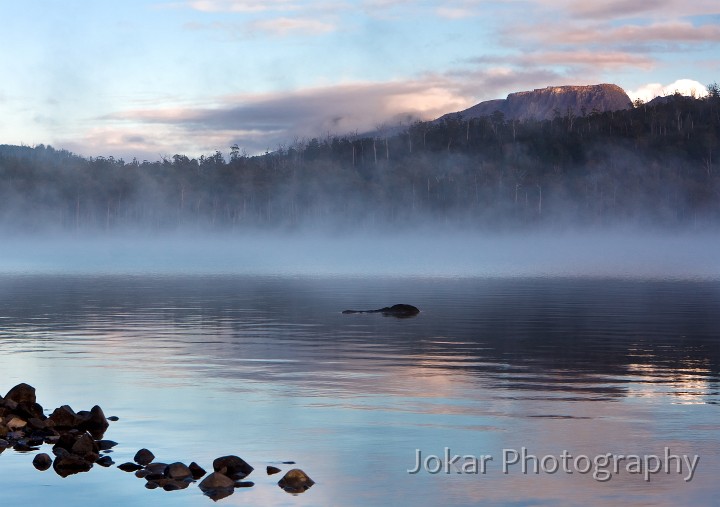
[440,84,632,122]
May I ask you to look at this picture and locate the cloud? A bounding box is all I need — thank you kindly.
[89,61,585,158]
[627,79,709,102]
[530,0,720,20]
[465,50,655,94]
[533,51,655,69]
[515,21,720,47]
[246,16,337,36]
[180,0,301,12]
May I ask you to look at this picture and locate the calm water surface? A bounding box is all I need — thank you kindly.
[0,274,719,506]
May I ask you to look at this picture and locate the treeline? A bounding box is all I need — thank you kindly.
[1,87,719,232]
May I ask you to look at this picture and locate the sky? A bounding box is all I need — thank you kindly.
[0,1,718,160]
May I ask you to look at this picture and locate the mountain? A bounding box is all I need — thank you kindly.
[437,84,632,122]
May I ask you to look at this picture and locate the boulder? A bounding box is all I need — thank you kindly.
[95,455,114,467]
[118,462,144,472]
[199,472,236,489]
[165,462,192,481]
[53,453,93,477]
[198,472,236,500]
[212,455,254,479]
[33,453,53,471]
[278,468,315,493]
[189,461,207,479]
[82,405,109,437]
[4,383,36,406]
[267,465,282,475]
[134,448,155,466]
[48,405,81,429]
[144,462,169,475]
[71,433,99,461]
[96,439,118,451]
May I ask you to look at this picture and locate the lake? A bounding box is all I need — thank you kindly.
[1,267,718,506]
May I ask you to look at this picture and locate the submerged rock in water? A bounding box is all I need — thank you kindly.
[278,468,315,493]
[342,304,420,318]
[198,472,236,501]
[118,462,144,472]
[96,439,118,451]
[134,448,155,466]
[189,461,207,479]
[32,453,53,471]
[95,455,114,467]
[212,455,254,479]
[2,382,319,499]
[53,453,93,477]
[48,405,81,429]
[165,462,193,481]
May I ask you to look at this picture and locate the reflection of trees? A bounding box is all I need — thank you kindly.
[1,277,718,402]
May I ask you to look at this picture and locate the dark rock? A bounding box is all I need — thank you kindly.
[48,405,81,429]
[53,447,71,458]
[33,453,53,471]
[107,416,119,422]
[95,455,114,467]
[189,461,207,479]
[342,304,420,318]
[165,462,192,481]
[27,435,45,447]
[282,461,296,464]
[135,469,149,478]
[144,462,169,475]
[118,462,144,472]
[213,455,254,479]
[71,433,99,458]
[53,453,93,477]
[54,433,78,452]
[14,402,44,420]
[13,441,40,452]
[44,435,60,445]
[199,472,236,489]
[267,466,281,475]
[235,481,254,488]
[2,398,18,411]
[96,439,117,451]
[82,405,109,436]
[5,383,36,406]
[145,481,159,490]
[27,417,47,430]
[7,430,26,441]
[278,468,315,493]
[162,481,185,491]
[134,448,155,466]
[198,472,236,501]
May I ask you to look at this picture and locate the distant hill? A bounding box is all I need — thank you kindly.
[437,84,632,122]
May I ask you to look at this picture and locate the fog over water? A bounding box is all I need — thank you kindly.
[1,229,718,279]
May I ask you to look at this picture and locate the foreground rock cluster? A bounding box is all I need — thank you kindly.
[0,383,314,501]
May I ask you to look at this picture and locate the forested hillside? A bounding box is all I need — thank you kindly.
[1,88,718,233]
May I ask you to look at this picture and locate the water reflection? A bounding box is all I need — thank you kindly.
[0,274,719,506]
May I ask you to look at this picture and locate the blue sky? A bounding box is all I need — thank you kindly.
[1,0,718,159]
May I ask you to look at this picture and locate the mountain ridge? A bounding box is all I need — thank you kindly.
[436,83,632,123]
